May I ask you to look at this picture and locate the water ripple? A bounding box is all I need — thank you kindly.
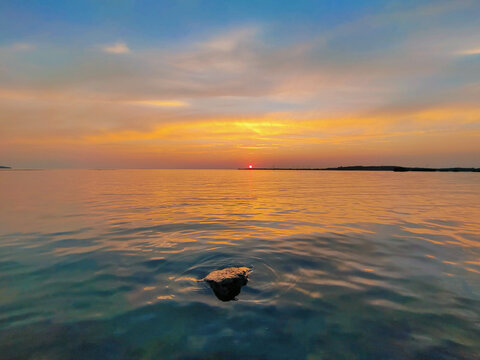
[0,170,479,359]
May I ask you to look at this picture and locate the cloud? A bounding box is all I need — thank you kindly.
[10,43,35,52]
[457,47,480,55]
[170,26,261,73]
[126,100,188,107]
[101,41,130,54]
[200,27,259,52]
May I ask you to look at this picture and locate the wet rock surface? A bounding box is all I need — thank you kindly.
[203,267,252,301]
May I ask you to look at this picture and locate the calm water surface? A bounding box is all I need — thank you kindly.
[1,170,479,359]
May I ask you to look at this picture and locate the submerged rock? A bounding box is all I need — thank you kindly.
[203,267,252,301]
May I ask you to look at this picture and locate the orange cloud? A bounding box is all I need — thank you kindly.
[126,100,188,107]
[101,41,130,54]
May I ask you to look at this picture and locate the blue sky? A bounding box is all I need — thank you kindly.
[1,1,384,42]
[1,0,479,168]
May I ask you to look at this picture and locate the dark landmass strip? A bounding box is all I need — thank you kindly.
[0,166,11,169]
[239,166,480,172]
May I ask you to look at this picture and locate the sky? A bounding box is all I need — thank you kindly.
[1,0,479,169]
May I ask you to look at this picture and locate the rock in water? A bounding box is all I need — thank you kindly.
[203,267,252,301]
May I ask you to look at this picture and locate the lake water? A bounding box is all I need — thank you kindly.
[1,169,479,359]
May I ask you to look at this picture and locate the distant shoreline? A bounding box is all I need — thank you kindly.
[239,166,480,172]
[1,166,479,172]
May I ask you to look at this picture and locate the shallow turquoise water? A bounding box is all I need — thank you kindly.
[0,169,479,359]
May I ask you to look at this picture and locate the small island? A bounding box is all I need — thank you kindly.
[239,166,480,172]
